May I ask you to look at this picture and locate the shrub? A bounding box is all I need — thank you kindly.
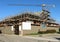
[57,28,60,34]
[46,30,56,33]
[38,30,56,34]
[38,31,46,34]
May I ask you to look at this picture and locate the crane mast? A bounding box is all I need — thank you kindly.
[8,4,55,23]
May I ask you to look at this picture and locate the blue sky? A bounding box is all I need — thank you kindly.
[0,0,60,23]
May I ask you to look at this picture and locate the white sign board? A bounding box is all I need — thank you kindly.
[19,26,21,31]
[22,22,31,30]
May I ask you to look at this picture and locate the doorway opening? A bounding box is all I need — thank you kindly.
[0,30,2,34]
[14,25,19,35]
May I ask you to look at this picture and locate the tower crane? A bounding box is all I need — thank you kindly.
[8,4,55,22]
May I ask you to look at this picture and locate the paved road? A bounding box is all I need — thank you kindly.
[0,34,59,42]
[0,34,38,42]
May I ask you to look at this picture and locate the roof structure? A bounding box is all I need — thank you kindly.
[1,10,53,22]
[0,10,59,27]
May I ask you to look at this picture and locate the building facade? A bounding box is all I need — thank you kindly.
[0,11,59,35]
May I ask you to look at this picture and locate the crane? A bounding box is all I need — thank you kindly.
[8,4,55,28]
[8,4,55,21]
[8,4,55,10]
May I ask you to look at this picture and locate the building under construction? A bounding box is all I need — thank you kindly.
[0,10,59,35]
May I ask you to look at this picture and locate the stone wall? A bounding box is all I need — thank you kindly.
[0,25,59,35]
[23,25,40,35]
[40,26,59,32]
[0,26,14,35]
[23,25,59,35]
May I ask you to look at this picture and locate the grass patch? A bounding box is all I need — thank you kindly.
[26,33,39,35]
